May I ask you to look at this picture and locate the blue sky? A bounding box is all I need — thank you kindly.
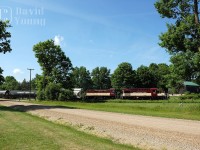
[0,0,170,82]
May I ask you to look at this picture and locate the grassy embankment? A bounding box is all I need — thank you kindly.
[29,97,200,121]
[0,105,138,150]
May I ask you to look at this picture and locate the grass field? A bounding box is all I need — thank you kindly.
[0,105,139,150]
[28,97,200,121]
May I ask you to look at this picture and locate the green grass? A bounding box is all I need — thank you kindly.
[0,105,139,150]
[28,97,200,121]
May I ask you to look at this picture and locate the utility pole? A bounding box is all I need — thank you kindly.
[27,68,34,100]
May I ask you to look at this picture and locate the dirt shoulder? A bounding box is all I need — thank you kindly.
[0,100,200,150]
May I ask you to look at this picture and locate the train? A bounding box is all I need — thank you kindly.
[0,88,167,100]
[74,88,167,100]
[0,90,36,99]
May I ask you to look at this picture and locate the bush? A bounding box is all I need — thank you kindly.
[36,90,45,100]
[179,93,200,100]
[58,89,74,101]
[45,83,61,100]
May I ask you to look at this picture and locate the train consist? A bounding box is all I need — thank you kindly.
[75,88,167,100]
[0,90,36,99]
[0,88,167,100]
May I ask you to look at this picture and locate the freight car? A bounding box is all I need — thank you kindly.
[0,90,36,99]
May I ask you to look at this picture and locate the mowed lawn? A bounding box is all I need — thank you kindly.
[0,106,138,150]
[29,98,200,121]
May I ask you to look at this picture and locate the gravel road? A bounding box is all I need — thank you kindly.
[0,100,200,150]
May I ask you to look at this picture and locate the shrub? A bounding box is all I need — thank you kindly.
[36,90,45,100]
[58,89,74,101]
[45,83,61,100]
[179,93,200,100]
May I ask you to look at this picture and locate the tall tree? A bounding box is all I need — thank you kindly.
[0,68,4,85]
[0,20,12,84]
[165,65,184,93]
[33,39,73,89]
[157,63,170,90]
[91,67,111,89]
[111,62,135,90]
[136,65,156,88]
[169,50,200,82]
[148,63,170,90]
[0,20,12,54]
[71,66,92,91]
[155,0,200,54]
[19,79,29,91]
[0,76,19,90]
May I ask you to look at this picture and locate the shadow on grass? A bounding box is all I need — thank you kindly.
[0,105,21,112]
[0,101,77,113]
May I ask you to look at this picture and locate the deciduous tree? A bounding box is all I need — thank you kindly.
[0,20,12,84]
[33,40,73,89]
[136,65,156,88]
[71,66,92,91]
[0,20,12,54]
[111,62,135,90]
[155,0,200,54]
[0,76,19,90]
[91,67,111,89]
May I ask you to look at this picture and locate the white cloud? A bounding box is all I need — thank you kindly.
[54,35,64,46]
[13,68,23,75]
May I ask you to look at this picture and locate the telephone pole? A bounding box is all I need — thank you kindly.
[27,68,34,100]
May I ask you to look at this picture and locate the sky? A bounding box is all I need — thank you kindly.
[0,0,171,82]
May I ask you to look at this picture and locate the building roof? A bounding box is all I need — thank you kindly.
[183,81,200,87]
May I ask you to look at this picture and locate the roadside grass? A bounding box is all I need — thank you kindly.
[27,97,200,121]
[0,105,139,150]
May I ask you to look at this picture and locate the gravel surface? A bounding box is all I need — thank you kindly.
[0,100,200,150]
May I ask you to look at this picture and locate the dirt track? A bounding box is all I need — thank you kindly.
[0,100,200,150]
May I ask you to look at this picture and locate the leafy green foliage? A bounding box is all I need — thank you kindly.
[0,20,12,54]
[148,63,170,90]
[45,83,61,100]
[0,76,19,90]
[179,93,200,100]
[19,79,29,91]
[111,62,135,90]
[155,0,192,19]
[155,0,200,54]
[34,74,44,91]
[91,67,111,89]
[71,66,92,90]
[36,90,45,100]
[58,89,74,101]
[0,68,4,85]
[33,40,73,89]
[154,0,199,53]
[167,51,200,87]
[136,65,156,88]
[155,0,200,91]
[0,20,12,84]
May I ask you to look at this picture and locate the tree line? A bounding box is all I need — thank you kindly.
[1,0,200,100]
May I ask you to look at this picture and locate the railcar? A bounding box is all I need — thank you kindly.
[85,89,115,99]
[0,90,36,99]
[73,88,82,99]
[121,88,166,99]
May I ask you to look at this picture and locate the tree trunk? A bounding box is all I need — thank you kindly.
[194,0,199,24]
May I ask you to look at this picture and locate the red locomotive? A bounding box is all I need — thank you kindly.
[121,88,165,99]
[85,89,115,99]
